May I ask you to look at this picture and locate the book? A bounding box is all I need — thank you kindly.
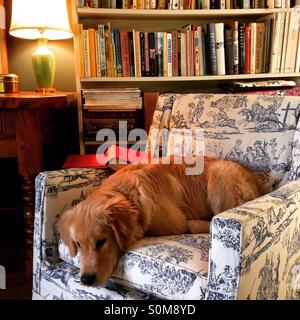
[149,32,157,76]
[198,26,204,76]
[110,29,117,77]
[88,28,97,77]
[232,21,239,75]
[207,24,217,75]
[157,32,164,77]
[238,22,245,74]
[280,12,290,73]
[133,30,141,77]
[120,30,131,77]
[95,30,101,77]
[270,12,282,73]
[140,32,145,76]
[157,0,167,8]
[163,32,168,77]
[255,22,265,74]
[82,29,91,77]
[215,23,226,75]
[180,32,187,76]
[78,24,85,77]
[144,32,151,76]
[225,25,234,75]
[114,29,123,77]
[244,25,251,74]
[285,11,300,72]
[202,0,210,8]
[98,25,107,77]
[167,32,173,77]
[202,32,207,75]
[276,12,286,73]
[250,23,257,74]
[104,24,113,77]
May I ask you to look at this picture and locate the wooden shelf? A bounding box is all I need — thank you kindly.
[81,73,300,82]
[77,8,300,20]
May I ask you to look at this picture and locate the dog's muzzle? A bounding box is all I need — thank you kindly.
[81,273,96,286]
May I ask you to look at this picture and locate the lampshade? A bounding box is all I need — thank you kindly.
[9,0,72,40]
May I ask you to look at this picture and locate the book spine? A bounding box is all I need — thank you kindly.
[163,32,168,77]
[208,24,218,75]
[133,30,141,77]
[110,29,117,77]
[220,0,226,8]
[280,14,290,72]
[250,23,256,74]
[244,25,251,74]
[98,25,107,77]
[120,30,131,77]
[180,32,187,76]
[194,28,200,76]
[78,0,85,7]
[255,23,265,74]
[104,27,113,77]
[263,19,270,73]
[128,32,135,76]
[102,0,111,7]
[95,30,101,77]
[276,12,286,73]
[266,0,274,8]
[157,32,164,77]
[238,22,245,74]
[270,13,281,73]
[215,23,226,75]
[88,28,97,77]
[202,0,210,8]
[122,0,131,8]
[150,0,157,8]
[114,30,123,77]
[144,32,150,76]
[274,0,282,7]
[167,32,173,77]
[243,0,250,7]
[111,0,117,7]
[137,0,144,7]
[202,32,207,75]
[140,32,145,76]
[210,0,218,8]
[157,0,167,8]
[78,24,85,77]
[286,11,300,72]
[232,21,239,75]
[83,29,91,77]
[225,26,234,75]
[149,32,157,76]
[171,32,177,76]
[173,0,180,8]
[197,26,203,76]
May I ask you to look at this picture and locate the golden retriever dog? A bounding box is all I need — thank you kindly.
[58,156,263,286]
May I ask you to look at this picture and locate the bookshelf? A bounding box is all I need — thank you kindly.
[70,2,300,154]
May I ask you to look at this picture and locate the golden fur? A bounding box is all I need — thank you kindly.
[58,156,263,286]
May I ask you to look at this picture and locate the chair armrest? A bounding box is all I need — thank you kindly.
[206,180,300,300]
[33,167,113,265]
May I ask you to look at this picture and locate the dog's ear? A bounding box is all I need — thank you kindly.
[57,209,77,257]
[103,199,139,252]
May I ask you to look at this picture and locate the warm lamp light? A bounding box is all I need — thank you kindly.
[9,0,73,91]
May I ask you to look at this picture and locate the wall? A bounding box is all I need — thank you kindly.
[4,0,76,92]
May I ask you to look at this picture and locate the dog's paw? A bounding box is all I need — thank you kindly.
[187,220,210,234]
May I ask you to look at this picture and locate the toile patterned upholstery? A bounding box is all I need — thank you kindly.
[33,94,300,300]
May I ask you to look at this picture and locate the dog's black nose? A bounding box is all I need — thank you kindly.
[81,273,96,286]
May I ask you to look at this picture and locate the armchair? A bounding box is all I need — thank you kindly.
[33,93,300,300]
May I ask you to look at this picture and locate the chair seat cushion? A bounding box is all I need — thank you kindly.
[58,233,209,300]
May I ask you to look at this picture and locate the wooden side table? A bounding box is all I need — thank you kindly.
[0,91,76,286]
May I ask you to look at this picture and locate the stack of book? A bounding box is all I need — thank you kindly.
[82,88,142,141]
[77,0,293,9]
[78,11,300,78]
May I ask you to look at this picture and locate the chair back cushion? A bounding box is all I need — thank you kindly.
[147,94,300,192]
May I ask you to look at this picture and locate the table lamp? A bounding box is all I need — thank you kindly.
[9,0,73,92]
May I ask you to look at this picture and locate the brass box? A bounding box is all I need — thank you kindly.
[0,74,20,93]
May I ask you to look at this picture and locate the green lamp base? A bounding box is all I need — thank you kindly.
[32,38,55,90]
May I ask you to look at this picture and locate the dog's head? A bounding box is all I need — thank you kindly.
[57,192,140,286]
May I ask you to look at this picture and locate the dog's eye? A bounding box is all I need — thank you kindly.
[96,239,107,249]
[76,242,80,248]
